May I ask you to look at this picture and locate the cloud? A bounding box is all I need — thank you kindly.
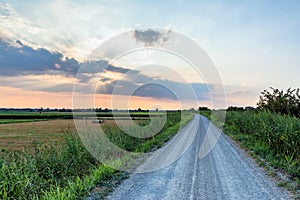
[0,39,79,76]
[133,29,171,46]
[0,38,211,101]
[96,67,210,101]
[0,2,134,60]
[0,3,63,54]
[97,80,210,101]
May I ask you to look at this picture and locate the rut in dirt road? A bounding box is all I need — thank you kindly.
[107,115,291,200]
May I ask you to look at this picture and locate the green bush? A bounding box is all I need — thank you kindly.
[257,87,300,117]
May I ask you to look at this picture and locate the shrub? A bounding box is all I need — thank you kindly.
[257,87,300,117]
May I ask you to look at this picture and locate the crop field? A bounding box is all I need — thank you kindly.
[0,111,193,199]
[0,111,164,119]
[0,120,76,150]
[0,119,142,150]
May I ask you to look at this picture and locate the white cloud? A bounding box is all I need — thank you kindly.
[0,1,139,61]
[0,4,47,47]
[0,3,108,60]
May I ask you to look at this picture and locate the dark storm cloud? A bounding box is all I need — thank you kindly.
[0,39,136,77]
[0,39,79,76]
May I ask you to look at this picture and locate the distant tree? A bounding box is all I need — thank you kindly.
[198,107,210,111]
[95,108,102,112]
[227,106,244,112]
[257,87,300,117]
[39,107,43,114]
[245,106,255,111]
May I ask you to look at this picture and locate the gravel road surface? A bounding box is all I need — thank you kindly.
[108,115,291,200]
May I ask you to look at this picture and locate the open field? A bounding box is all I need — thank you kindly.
[0,111,165,119]
[0,111,164,150]
[0,112,193,199]
[0,120,75,150]
[0,119,137,150]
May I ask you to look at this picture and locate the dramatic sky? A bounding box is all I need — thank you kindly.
[0,0,299,109]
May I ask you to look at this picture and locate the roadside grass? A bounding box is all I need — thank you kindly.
[199,110,211,119]
[0,112,194,199]
[209,111,300,195]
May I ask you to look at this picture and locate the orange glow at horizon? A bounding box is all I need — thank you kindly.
[0,86,256,109]
[0,86,201,109]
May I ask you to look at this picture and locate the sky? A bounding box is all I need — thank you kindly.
[0,0,299,109]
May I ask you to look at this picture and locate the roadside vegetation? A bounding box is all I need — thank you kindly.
[0,111,193,199]
[209,88,300,195]
[198,107,211,120]
[224,111,300,179]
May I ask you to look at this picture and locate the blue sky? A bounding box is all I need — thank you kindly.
[0,0,299,108]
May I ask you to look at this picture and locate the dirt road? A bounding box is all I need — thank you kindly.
[108,115,291,200]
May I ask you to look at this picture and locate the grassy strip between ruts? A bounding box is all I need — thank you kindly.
[209,111,300,197]
[0,112,194,199]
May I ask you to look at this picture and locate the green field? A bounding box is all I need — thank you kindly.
[0,111,193,199]
[0,111,165,121]
[0,119,48,124]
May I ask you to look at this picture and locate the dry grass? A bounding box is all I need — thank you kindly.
[0,119,135,150]
[0,120,74,150]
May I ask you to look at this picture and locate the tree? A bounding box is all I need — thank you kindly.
[257,87,300,117]
[39,107,43,114]
[227,106,244,112]
[198,107,210,111]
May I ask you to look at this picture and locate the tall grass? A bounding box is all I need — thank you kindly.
[104,112,186,152]
[223,111,300,179]
[0,112,193,199]
[0,132,102,199]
